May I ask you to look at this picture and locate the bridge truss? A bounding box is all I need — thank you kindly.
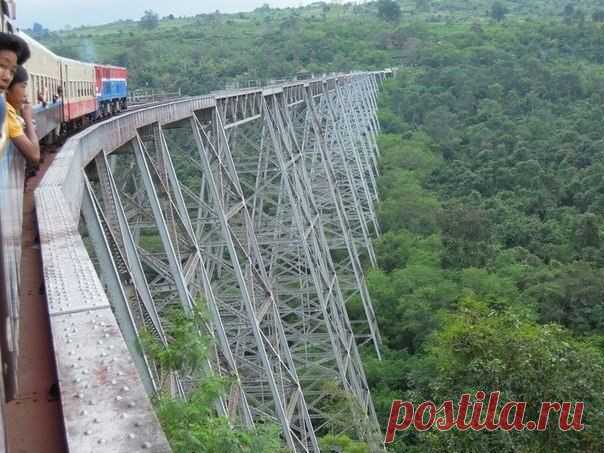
[34,70,390,452]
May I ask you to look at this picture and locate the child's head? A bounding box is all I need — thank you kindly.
[0,33,30,92]
[6,65,28,109]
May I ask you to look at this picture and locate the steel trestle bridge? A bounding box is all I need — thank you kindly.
[2,70,391,452]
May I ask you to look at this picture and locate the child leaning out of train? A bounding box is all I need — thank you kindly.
[6,66,40,166]
[0,32,31,160]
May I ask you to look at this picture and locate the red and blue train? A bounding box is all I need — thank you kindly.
[17,31,128,141]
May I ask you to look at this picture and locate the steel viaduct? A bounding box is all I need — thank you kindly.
[0,69,392,452]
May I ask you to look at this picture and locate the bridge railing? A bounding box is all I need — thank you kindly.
[0,142,25,399]
[0,141,25,449]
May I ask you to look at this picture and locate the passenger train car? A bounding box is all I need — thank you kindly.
[16,29,128,141]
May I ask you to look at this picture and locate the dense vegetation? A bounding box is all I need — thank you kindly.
[371,16,604,453]
[36,3,398,94]
[41,1,604,451]
[35,0,604,95]
[141,306,286,452]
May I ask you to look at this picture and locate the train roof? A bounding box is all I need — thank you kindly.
[95,63,127,70]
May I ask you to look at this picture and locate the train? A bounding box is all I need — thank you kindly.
[1,3,128,142]
[21,34,128,141]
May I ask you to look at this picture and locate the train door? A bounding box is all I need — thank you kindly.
[58,62,65,125]
[62,64,70,123]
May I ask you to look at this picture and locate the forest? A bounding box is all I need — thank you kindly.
[370,16,604,453]
[41,1,604,452]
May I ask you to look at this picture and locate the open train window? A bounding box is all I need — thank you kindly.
[1,1,8,16]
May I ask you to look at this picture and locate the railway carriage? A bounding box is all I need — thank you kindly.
[15,30,128,141]
[59,56,96,125]
[19,33,63,139]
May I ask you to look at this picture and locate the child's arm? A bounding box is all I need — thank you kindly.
[12,102,40,164]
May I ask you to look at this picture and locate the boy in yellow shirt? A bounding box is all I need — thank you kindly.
[6,66,39,165]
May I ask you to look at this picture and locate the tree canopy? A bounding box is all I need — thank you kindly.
[377,0,402,22]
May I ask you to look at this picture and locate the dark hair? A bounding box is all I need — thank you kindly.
[0,33,30,65]
[8,65,27,88]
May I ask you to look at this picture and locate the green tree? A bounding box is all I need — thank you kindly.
[592,9,604,22]
[320,434,369,453]
[140,9,160,30]
[413,298,604,452]
[142,306,285,452]
[490,2,508,22]
[574,213,600,249]
[415,0,430,13]
[563,3,575,18]
[377,0,401,23]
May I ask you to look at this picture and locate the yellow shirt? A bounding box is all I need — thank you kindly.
[6,102,24,139]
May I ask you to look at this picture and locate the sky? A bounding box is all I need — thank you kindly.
[16,0,319,30]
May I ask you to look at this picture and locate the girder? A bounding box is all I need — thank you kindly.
[34,70,392,452]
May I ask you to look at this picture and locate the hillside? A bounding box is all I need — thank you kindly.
[34,0,604,94]
[36,3,396,94]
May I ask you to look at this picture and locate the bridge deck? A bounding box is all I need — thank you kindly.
[6,153,67,452]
